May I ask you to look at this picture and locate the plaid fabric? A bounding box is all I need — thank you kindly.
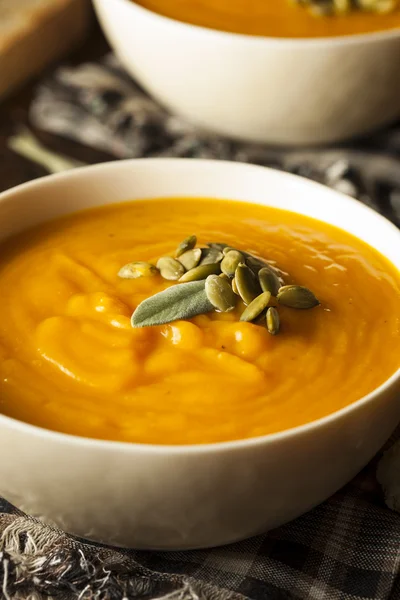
[2,54,400,600]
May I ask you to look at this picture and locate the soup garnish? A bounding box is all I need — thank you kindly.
[132,0,400,38]
[292,0,398,17]
[123,238,319,332]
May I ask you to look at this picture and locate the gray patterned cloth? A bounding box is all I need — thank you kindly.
[28,54,400,227]
[1,54,400,600]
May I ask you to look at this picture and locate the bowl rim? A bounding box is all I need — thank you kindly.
[0,157,399,455]
[115,0,400,46]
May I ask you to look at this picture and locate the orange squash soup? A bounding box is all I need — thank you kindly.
[132,0,400,38]
[0,198,399,445]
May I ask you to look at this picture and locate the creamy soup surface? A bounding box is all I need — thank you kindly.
[132,0,400,37]
[0,198,399,445]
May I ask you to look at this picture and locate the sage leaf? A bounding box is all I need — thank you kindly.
[131,280,213,328]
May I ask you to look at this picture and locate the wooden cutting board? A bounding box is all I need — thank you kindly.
[0,0,92,101]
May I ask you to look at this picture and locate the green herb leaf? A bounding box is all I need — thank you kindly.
[131,280,213,328]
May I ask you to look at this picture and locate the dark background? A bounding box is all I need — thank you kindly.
[0,21,114,194]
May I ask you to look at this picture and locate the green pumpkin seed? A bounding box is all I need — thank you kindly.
[205,275,237,312]
[207,242,228,252]
[123,236,321,335]
[222,246,237,256]
[265,261,286,283]
[308,1,334,16]
[258,266,281,296]
[253,312,267,327]
[156,256,185,281]
[118,261,158,279]
[240,292,271,322]
[200,247,224,265]
[358,0,397,14]
[179,262,220,282]
[221,250,244,277]
[277,285,320,309]
[245,255,266,276]
[175,235,197,258]
[178,248,202,271]
[366,0,398,14]
[294,0,396,16]
[232,277,239,295]
[266,307,280,335]
[245,254,286,283]
[235,263,261,305]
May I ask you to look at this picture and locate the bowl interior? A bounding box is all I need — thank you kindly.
[1,158,399,273]
[0,158,400,454]
[119,0,400,45]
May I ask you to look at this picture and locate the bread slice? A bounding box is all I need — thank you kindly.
[0,0,92,100]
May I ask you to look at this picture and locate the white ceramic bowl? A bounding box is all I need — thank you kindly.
[0,158,399,550]
[93,0,400,146]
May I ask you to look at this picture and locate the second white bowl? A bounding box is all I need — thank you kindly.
[93,0,400,146]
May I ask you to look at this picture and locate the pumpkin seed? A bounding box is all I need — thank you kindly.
[277,285,320,309]
[360,0,398,14]
[221,250,244,277]
[179,262,220,282]
[292,0,396,16]
[175,235,197,258]
[210,245,285,281]
[245,255,265,275]
[266,262,287,282]
[123,236,321,335]
[205,275,237,312]
[240,291,271,322]
[200,247,224,265]
[266,307,280,335]
[178,248,202,271]
[156,256,185,281]
[232,277,239,295]
[334,0,351,13]
[222,246,237,256]
[118,261,158,279]
[253,312,267,327]
[292,0,346,16]
[258,266,281,296]
[207,242,228,252]
[235,263,261,305]
[308,1,335,15]
[248,254,286,282]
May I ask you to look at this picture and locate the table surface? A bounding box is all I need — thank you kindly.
[0,21,114,194]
